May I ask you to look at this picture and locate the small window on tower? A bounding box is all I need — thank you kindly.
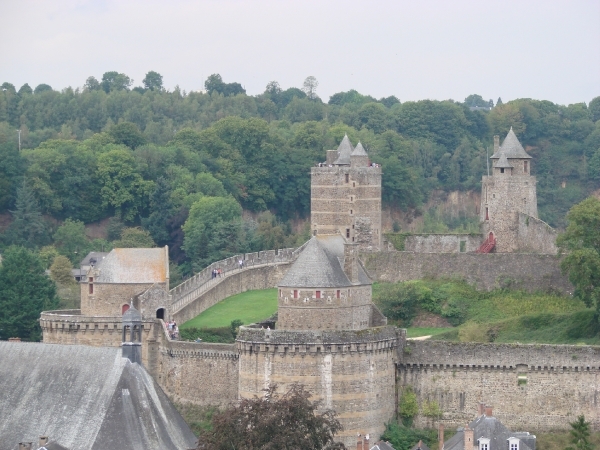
[345,174,349,183]
[346,229,350,238]
[524,161,528,173]
[485,207,489,220]
[350,209,353,215]
[336,290,340,299]
[316,291,321,299]
[353,182,355,187]
[500,168,505,174]
[293,290,298,299]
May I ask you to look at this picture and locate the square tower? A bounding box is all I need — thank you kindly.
[311,135,382,250]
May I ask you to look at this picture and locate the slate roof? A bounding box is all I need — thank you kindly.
[79,251,109,268]
[93,247,168,284]
[0,341,196,450]
[444,415,535,450]
[122,303,142,322]
[493,151,513,169]
[371,441,398,450]
[333,134,354,165]
[351,141,368,156]
[278,235,371,288]
[491,127,531,159]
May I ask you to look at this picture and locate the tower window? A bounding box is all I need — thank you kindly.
[89,277,94,294]
[346,228,350,238]
[485,207,489,220]
[293,290,298,299]
[316,291,321,299]
[336,290,340,299]
[500,168,505,174]
[353,182,355,187]
[524,161,528,173]
[345,174,349,183]
[350,209,353,215]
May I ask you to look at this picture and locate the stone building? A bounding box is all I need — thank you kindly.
[311,135,382,250]
[480,128,556,253]
[237,235,399,447]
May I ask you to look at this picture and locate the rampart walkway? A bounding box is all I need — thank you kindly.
[169,242,308,319]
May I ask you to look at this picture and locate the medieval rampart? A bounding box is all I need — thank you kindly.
[362,251,572,293]
[399,340,600,430]
[516,213,558,254]
[152,324,239,407]
[236,326,403,448]
[403,234,483,253]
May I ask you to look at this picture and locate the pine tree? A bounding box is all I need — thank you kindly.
[0,246,59,341]
[566,415,593,450]
[7,181,49,248]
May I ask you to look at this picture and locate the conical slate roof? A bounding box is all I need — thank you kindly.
[491,127,531,159]
[122,303,142,322]
[494,151,513,169]
[279,237,352,288]
[333,134,354,165]
[351,141,368,156]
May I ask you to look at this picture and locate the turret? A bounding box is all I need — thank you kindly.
[122,303,142,364]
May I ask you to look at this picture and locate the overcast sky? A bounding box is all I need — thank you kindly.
[2,0,599,106]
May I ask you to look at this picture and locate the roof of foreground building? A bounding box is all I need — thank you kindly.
[278,235,371,288]
[0,341,196,450]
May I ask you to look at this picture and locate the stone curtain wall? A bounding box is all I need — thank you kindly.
[172,264,291,324]
[81,282,164,317]
[153,334,239,407]
[236,326,402,448]
[40,310,158,366]
[516,213,558,254]
[403,234,483,253]
[362,251,572,293]
[399,341,600,430]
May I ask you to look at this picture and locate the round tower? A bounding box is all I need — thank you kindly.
[237,235,401,448]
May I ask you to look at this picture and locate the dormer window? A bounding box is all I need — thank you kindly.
[479,438,490,450]
[508,437,519,450]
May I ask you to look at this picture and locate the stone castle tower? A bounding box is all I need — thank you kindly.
[311,135,382,250]
[480,128,540,253]
[237,235,399,447]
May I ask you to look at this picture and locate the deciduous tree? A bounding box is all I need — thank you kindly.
[143,71,163,91]
[557,197,600,316]
[197,384,345,450]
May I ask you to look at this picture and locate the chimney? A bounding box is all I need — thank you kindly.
[478,402,485,416]
[18,444,33,450]
[438,423,444,450]
[485,406,493,417]
[493,135,499,154]
[464,426,474,450]
[344,242,359,284]
[39,436,49,447]
[357,435,363,450]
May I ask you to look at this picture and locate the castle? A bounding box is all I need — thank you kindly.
[40,131,600,448]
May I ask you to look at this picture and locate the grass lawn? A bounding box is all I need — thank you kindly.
[180,288,278,329]
[406,327,454,338]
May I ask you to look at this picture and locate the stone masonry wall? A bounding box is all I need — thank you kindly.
[237,326,402,448]
[404,234,483,253]
[399,340,600,430]
[153,328,239,407]
[277,284,372,330]
[516,213,558,254]
[81,282,165,317]
[362,251,572,293]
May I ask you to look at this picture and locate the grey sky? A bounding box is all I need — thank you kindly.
[2,0,599,106]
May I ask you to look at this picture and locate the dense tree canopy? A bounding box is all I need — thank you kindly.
[557,197,600,315]
[0,72,598,277]
[197,384,345,450]
[0,246,59,341]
